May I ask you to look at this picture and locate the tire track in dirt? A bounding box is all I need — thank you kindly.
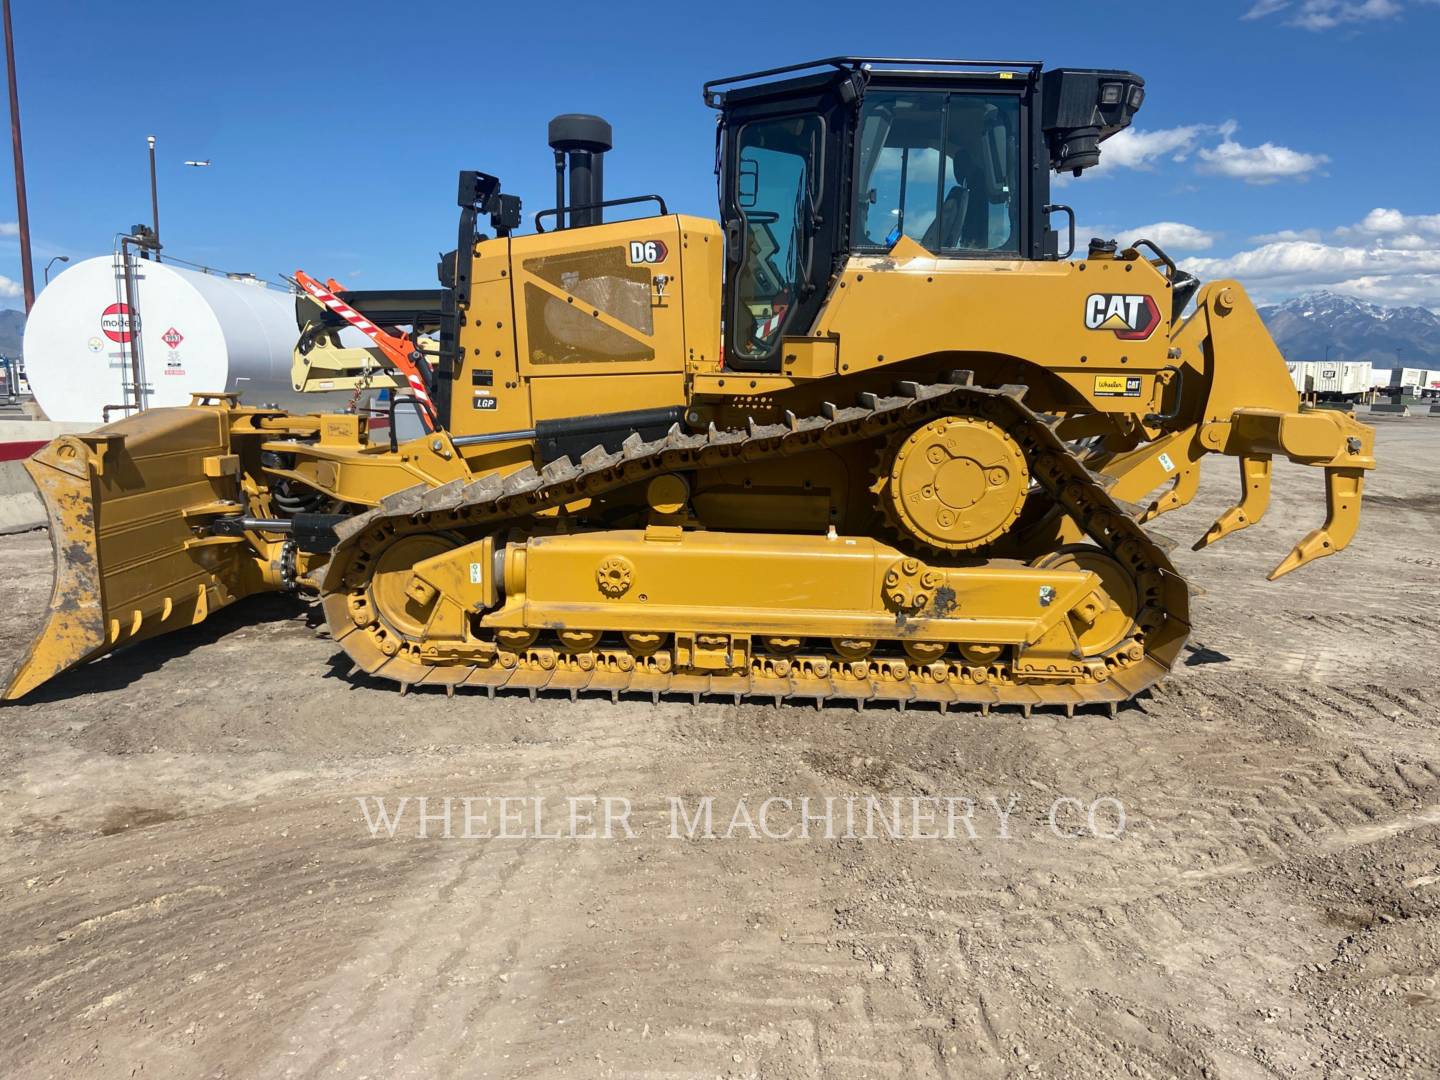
[0,798,441,1078]
[668,673,1440,1077]
[2,423,1439,1078]
[274,839,527,1079]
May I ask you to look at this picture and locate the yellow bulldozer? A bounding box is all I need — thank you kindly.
[5,57,1375,713]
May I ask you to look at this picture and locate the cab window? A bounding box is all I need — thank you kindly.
[730,114,822,359]
[853,91,1020,255]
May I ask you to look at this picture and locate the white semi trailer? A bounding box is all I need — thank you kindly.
[1285,361,1373,401]
[1389,367,1440,398]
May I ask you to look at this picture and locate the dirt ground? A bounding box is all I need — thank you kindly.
[1,418,1437,1080]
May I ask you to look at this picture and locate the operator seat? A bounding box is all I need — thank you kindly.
[921,165,971,251]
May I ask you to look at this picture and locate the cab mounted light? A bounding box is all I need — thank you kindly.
[1040,68,1146,176]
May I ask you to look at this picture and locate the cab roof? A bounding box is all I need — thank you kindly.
[703,56,1043,109]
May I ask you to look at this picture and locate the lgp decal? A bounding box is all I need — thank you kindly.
[628,239,668,264]
[1084,293,1160,340]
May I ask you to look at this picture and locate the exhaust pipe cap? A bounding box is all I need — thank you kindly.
[548,114,613,154]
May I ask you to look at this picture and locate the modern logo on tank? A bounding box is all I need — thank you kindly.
[162,327,184,348]
[101,303,137,343]
[1083,293,1160,340]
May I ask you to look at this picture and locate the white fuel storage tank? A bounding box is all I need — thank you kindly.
[23,254,311,424]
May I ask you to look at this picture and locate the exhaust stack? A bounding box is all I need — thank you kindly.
[548,114,612,229]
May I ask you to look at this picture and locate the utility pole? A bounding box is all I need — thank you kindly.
[3,0,35,312]
[147,135,161,262]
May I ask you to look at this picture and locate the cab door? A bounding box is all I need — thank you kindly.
[717,73,854,373]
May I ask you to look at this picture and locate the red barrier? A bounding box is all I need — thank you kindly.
[0,440,47,462]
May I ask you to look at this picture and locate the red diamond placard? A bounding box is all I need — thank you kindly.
[162,327,184,348]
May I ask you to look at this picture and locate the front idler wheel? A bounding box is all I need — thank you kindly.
[1030,546,1140,657]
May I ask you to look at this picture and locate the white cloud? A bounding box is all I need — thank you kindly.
[1291,0,1404,29]
[0,222,18,237]
[1333,207,1440,249]
[1320,274,1440,307]
[0,275,22,297]
[1243,0,1420,29]
[1097,124,1209,171]
[1117,222,1216,251]
[1058,125,1209,183]
[1185,241,1440,281]
[1250,227,1323,243]
[1196,123,1329,184]
[1065,120,1326,187]
[1242,0,1291,16]
[1181,207,1440,308]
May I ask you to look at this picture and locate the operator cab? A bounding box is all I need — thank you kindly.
[704,58,1144,371]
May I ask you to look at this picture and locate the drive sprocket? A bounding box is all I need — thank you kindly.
[875,415,1029,552]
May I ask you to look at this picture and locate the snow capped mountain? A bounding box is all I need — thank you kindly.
[1256,291,1440,363]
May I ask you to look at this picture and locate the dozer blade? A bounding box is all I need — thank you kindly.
[4,407,267,701]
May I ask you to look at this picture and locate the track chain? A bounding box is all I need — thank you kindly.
[323,379,1191,713]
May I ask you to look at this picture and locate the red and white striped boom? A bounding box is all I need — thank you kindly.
[294,269,437,430]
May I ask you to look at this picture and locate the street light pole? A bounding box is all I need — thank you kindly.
[2,0,35,312]
[43,254,66,283]
[147,134,161,263]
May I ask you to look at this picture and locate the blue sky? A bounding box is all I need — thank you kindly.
[4,0,1439,310]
